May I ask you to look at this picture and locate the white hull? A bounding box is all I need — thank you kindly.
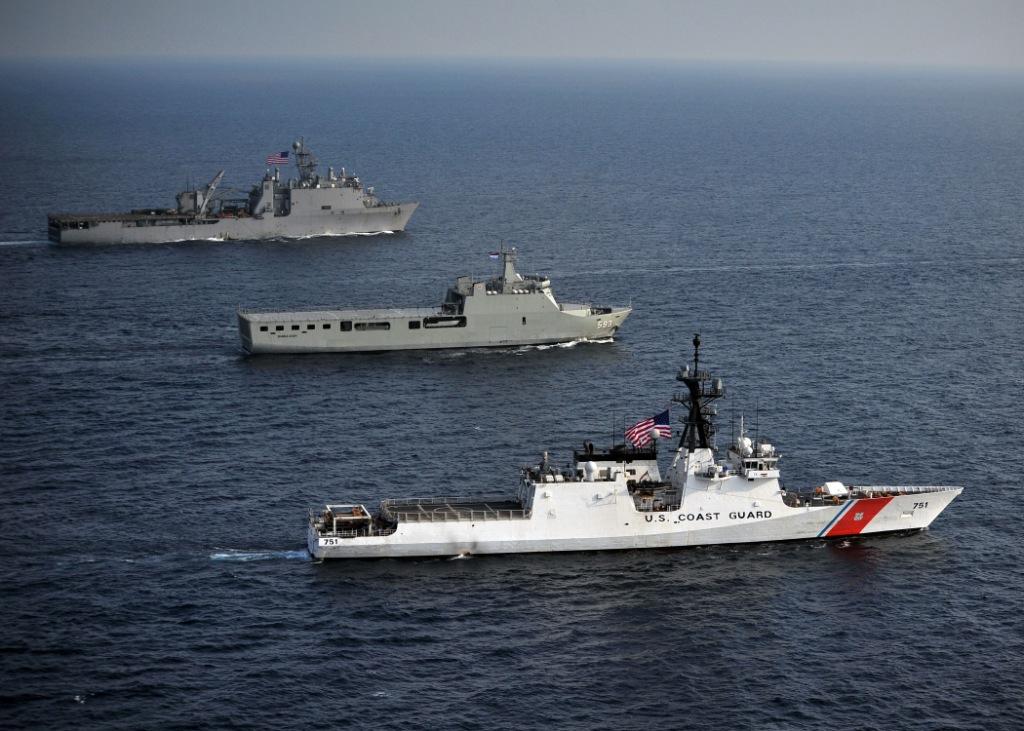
[308,336,963,560]
[308,484,962,559]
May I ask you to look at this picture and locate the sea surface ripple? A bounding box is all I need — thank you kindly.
[1,60,1023,730]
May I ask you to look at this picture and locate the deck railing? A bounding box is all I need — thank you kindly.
[783,484,961,508]
[379,496,531,523]
[316,526,399,538]
[239,306,438,320]
[851,485,961,496]
[308,510,398,538]
[385,508,532,523]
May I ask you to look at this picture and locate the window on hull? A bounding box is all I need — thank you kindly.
[422,316,467,328]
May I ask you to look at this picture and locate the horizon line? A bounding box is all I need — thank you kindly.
[2,55,1023,75]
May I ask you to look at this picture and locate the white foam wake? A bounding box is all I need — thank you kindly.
[288,230,395,240]
[209,549,310,562]
[521,337,615,352]
[0,239,49,247]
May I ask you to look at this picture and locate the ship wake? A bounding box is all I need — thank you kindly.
[286,230,396,240]
[520,337,615,353]
[209,549,310,562]
[0,238,49,247]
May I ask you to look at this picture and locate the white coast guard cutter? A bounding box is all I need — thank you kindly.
[308,335,962,558]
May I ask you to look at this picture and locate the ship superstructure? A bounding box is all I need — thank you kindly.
[308,335,962,558]
[238,247,631,353]
[48,138,417,244]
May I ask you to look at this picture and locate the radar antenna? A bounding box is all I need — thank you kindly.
[672,333,726,453]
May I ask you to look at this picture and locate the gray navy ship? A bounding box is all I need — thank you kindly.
[47,139,417,244]
[237,248,631,354]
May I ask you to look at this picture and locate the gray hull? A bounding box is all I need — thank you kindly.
[49,138,418,244]
[238,248,631,354]
[239,306,630,353]
[52,203,417,245]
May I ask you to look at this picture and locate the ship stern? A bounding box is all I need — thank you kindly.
[307,519,324,559]
[237,312,255,354]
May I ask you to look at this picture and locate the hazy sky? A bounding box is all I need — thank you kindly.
[3,0,1022,69]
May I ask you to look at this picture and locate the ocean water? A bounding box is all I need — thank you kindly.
[1,59,1023,730]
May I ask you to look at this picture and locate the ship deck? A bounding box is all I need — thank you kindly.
[48,212,218,224]
[380,497,530,523]
[240,306,442,322]
[782,484,961,507]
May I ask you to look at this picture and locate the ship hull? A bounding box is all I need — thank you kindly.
[49,203,417,245]
[239,307,631,354]
[308,486,962,559]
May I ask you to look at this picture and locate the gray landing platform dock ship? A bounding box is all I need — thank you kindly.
[47,139,417,244]
[237,249,631,354]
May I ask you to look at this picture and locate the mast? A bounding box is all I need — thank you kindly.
[499,244,519,293]
[672,333,726,453]
[292,137,319,184]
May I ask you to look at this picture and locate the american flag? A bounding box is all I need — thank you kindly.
[265,151,289,165]
[625,409,671,448]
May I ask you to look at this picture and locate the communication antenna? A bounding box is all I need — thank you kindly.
[754,398,760,448]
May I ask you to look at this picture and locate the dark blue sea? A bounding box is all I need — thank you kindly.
[1,59,1023,730]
